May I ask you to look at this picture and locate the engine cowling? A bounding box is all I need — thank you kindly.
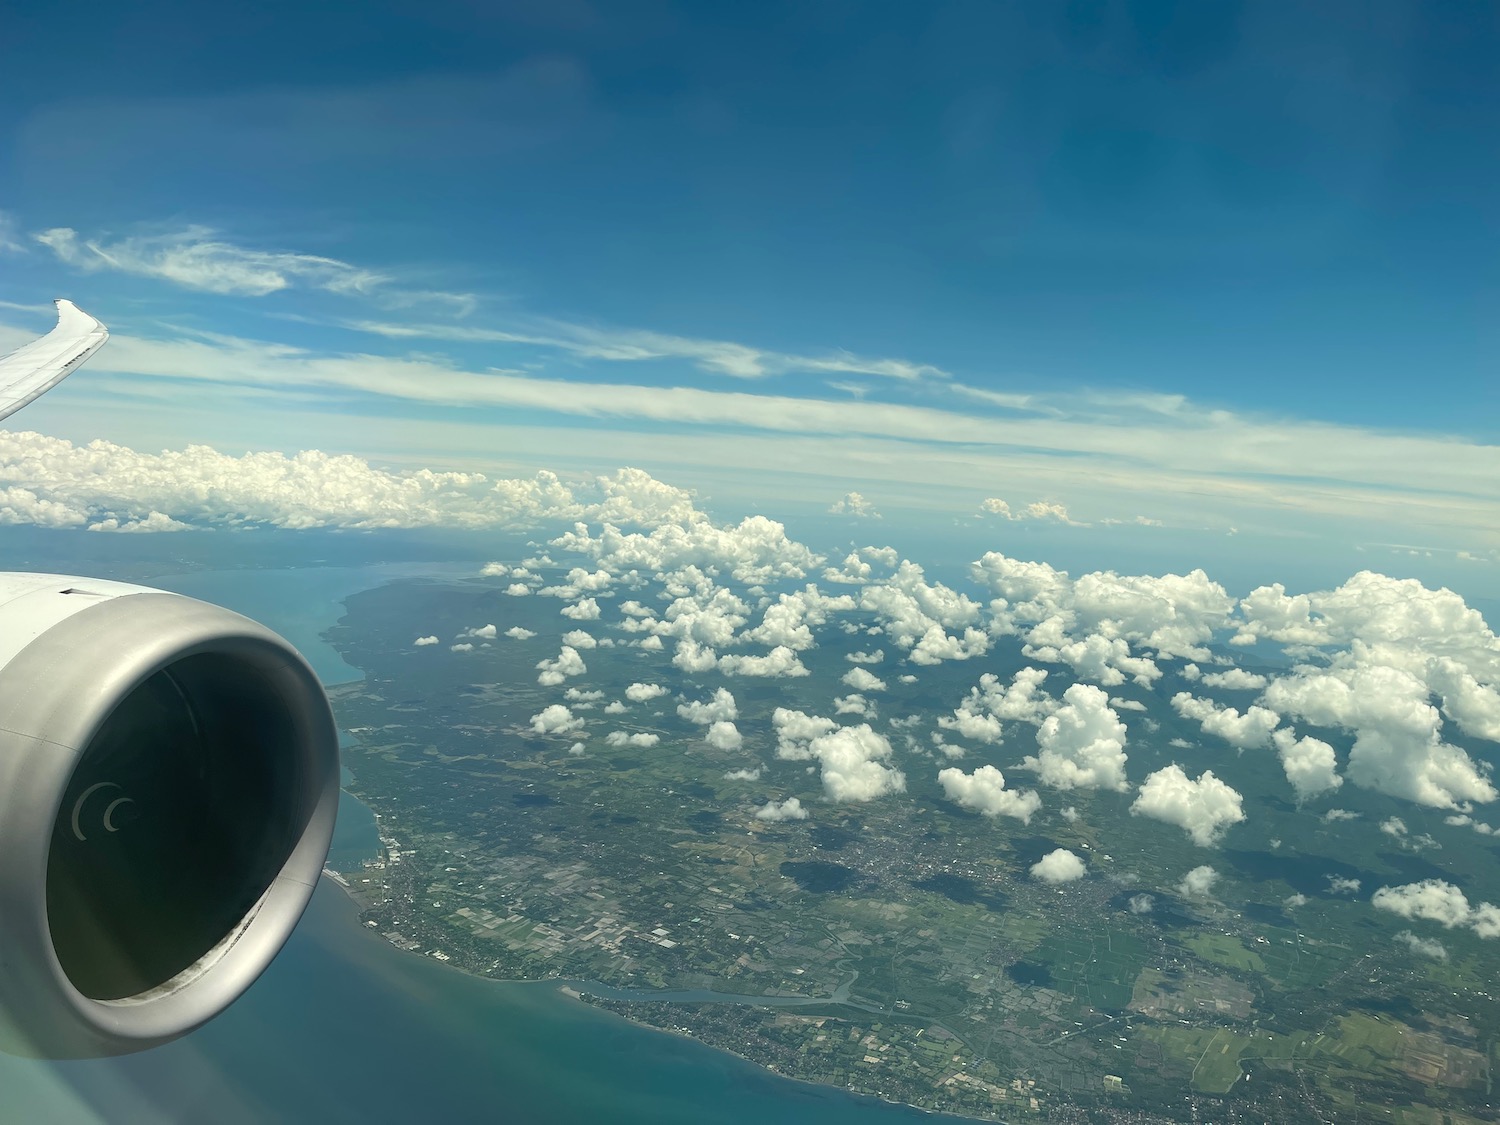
[0,573,339,1057]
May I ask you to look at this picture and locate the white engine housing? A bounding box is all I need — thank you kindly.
[0,573,339,1057]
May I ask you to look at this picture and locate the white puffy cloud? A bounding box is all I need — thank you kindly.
[829,491,880,519]
[859,560,987,665]
[1199,668,1269,691]
[973,554,1235,664]
[940,668,1055,744]
[937,765,1041,824]
[1171,692,1280,751]
[1030,849,1086,884]
[1131,765,1245,846]
[535,645,587,686]
[603,701,626,714]
[841,667,887,693]
[505,583,532,596]
[1128,893,1154,914]
[741,587,856,651]
[560,597,601,621]
[1271,728,1343,801]
[1241,572,1499,810]
[979,498,1083,525]
[1027,632,1161,688]
[1022,684,1129,791]
[834,693,875,718]
[458,623,497,639]
[1381,816,1408,838]
[1177,866,1219,897]
[557,629,595,649]
[773,708,840,760]
[552,510,820,586]
[678,689,738,726]
[705,721,744,751]
[847,650,883,664]
[605,731,661,748]
[1395,931,1448,959]
[568,741,586,756]
[450,642,473,652]
[530,704,584,734]
[805,724,906,802]
[821,545,899,586]
[754,797,809,821]
[625,682,670,703]
[414,635,439,646]
[1372,880,1500,938]
[0,430,501,532]
[564,688,603,703]
[504,626,536,640]
[671,639,719,673]
[1265,660,1495,810]
[718,645,810,678]
[723,767,761,781]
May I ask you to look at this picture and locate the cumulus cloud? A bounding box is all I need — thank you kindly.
[705,720,744,751]
[625,682,670,702]
[553,509,821,586]
[755,797,809,821]
[1271,728,1343,801]
[604,731,660,748]
[740,587,856,651]
[504,626,536,640]
[1128,893,1154,914]
[530,704,583,734]
[1328,876,1362,895]
[564,688,603,703]
[1394,931,1448,959]
[773,708,840,760]
[941,668,1055,744]
[414,635,439,646]
[560,597,601,621]
[829,491,880,518]
[859,560,988,666]
[1177,866,1219,897]
[1372,880,1500,938]
[723,767,761,781]
[937,765,1041,824]
[1031,849,1087,884]
[1199,668,1269,691]
[806,724,906,802]
[678,689,738,725]
[846,649,883,664]
[1244,572,1499,810]
[1022,683,1129,791]
[561,629,598,649]
[1323,808,1359,822]
[535,645,587,686]
[450,642,473,652]
[1130,765,1245,846]
[1171,692,1280,751]
[459,623,498,639]
[841,667,887,693]
[718,645,810,678]
[505,583,532,596]
[671,639,719,673]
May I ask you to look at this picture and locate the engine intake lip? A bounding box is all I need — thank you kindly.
[0,589,339,1057]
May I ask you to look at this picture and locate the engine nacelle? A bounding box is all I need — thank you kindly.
[0,573,339,1057]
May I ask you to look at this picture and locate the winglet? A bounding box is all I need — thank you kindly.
[0,300,109,424]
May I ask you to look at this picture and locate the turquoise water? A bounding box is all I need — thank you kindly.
[0,562,951,1123]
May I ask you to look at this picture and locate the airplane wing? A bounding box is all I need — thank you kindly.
[0,300,109,424]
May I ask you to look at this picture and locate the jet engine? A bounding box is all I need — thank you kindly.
[0,573,339,1057]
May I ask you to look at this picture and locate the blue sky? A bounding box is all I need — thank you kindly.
[0,0,1496,593]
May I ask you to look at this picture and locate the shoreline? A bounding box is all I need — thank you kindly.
[317,872,990,1123]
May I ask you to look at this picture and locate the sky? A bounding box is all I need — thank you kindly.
[0,0,1496,598]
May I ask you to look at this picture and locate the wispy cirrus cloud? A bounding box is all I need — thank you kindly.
[32,226,475,313]
[344,316,949,382]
